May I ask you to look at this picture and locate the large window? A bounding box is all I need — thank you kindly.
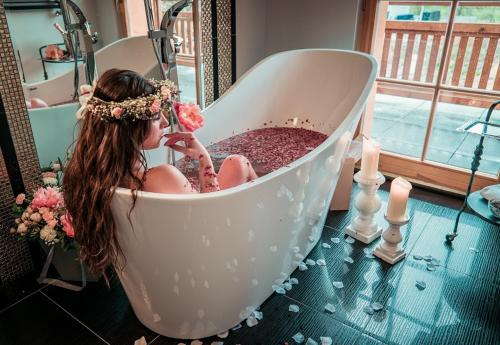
[366,1,500,191]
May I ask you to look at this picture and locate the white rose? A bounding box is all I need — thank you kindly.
[40,225,57,243]
[30,212,42,223]
[17,223,28,234]
[42,177,58,185]
[52,162,61,171]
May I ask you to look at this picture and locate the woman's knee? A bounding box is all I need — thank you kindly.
[222,154,249,168]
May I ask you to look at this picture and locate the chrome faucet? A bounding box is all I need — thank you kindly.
[59,0,98,96]
[144,0,192,86]
[144,0,192,166]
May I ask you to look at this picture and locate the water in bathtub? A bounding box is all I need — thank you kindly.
[177,126,328,190]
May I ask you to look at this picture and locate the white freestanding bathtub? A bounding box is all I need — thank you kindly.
[111,49,377,339]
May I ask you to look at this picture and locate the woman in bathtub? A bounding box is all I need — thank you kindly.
[63,69,257,276]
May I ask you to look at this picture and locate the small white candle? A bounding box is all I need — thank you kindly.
[386,177,412,222]
[360,137,381,179]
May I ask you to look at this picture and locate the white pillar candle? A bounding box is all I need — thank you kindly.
[386,177,412,222]
[360,137,381,179]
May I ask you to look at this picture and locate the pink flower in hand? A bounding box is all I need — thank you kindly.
[174,102,204,132]
[15,193,25,205]
[47,219,58,229]
[149,98,162,114]
[111,107,124,119]
[61,212,75,238]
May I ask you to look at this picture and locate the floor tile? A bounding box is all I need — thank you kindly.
[356,333,388,345]
[363,260,500,345]
[43,273,157,345]
[282,197,432,332]
[0,272,44,312]
[0,291,107,345]
[151,294,364,345]
[410,211,500,285]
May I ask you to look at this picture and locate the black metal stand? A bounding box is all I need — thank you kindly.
[446,100,500,243]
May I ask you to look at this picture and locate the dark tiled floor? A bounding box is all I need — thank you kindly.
[1,184,499,345]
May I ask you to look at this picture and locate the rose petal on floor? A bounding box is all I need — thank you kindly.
[306,259,316,266]
[217,331,229,338]
[134,337,147,345]
[320,336,333,345]
[371,302,384,311]
[246,315,258,327]
[332,281,344,289]
[292,332,305,343]
[316,259,326,266]
[305,338,319,345]
[343,257,354,264]
[324,303,335,314]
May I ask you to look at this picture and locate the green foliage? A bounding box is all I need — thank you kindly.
[394,4,499,23]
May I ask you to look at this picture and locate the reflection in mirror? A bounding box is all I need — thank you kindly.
[5,0,202,167]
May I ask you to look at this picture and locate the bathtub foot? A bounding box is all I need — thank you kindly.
[373,214,408,265]
[346,172,385,244]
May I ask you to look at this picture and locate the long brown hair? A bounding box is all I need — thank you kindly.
[63,69,154,276]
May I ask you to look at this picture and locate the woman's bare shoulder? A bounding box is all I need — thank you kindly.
[143,164,196,194]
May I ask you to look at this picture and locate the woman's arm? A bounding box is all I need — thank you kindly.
[165,132,220,193]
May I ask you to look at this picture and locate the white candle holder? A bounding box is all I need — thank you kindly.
[373,214,409,264]
[345,171,386,244]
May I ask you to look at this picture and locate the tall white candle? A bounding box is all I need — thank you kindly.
[386,177,412,222]
[360,137,381,179]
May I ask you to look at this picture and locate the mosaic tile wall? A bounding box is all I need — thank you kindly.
[201,0,234,107]
[0,1,41,284]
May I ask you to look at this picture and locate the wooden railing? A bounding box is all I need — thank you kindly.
[380,20,500,91]
[174,12,195,67]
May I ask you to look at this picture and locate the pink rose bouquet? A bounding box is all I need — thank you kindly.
[11,157,76,250]
[174,102,204,132]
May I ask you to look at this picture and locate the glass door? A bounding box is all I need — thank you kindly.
[367,0,500,192]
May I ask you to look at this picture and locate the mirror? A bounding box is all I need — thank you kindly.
[4,0,202,167]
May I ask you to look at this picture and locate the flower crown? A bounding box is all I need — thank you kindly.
[81,79,179,122]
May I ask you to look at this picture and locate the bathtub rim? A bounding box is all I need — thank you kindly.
[28,101,80,112]
[114,49,377,201]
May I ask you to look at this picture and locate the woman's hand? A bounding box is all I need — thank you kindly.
[164,132,209,161]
